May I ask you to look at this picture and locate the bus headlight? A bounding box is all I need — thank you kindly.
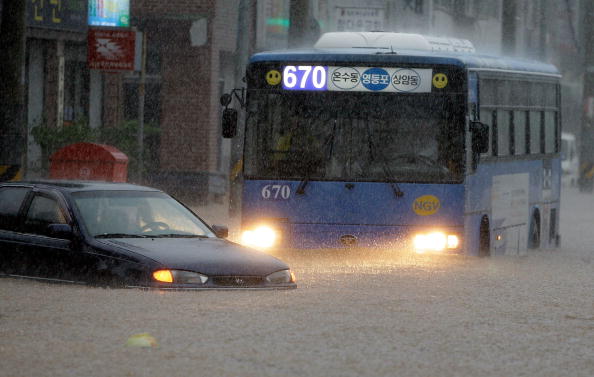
[241,225,277,249]
[413,232,460,252]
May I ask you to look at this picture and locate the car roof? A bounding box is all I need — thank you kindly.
[0,180,162,193]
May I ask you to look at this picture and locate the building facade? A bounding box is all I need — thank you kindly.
[24,0,91,177]
[108,0,243,203]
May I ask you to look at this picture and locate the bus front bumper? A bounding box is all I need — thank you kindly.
[239,222,463,252]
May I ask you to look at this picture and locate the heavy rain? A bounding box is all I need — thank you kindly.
[1,0,594,376]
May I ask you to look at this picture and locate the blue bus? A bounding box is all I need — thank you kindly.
[222,32,561,256]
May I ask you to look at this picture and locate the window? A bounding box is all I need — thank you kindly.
[0,187,30,231]
[531,82,546,107]
[511,80,530,106]
[63,60,89,125]
[529,111,542,154]
[23,195,67,237]
[497,110,510,156]
[480,109,494,156]
[478,77,558,157]
[245,91,466,183]
[479,80,497,107]
[544,112,557,153]
[72,191,213,238]
[513,111,527,155]
[543,83,557,107]
[497,80,512,108]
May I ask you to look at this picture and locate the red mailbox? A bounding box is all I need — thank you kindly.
[49,142,128,182]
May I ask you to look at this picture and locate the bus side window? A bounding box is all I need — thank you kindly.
[513,111,527,155]
[544,112,556,154]
[529,111,542,154]
[480,109,493,157]
[497,109,511,156]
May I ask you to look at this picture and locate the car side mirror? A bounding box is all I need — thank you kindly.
[47,224,74,240]
[471,121,489,154]
[222,108,238,138]
[211,225,229,238]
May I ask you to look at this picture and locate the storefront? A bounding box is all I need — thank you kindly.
[25,0,91,177]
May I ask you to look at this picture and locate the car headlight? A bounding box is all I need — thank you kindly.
[241,225,277,249]
[266,269,295,284]
[152,269,208,284]
[413,232,460,253]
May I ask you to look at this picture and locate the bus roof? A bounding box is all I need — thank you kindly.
[250,47,560,77]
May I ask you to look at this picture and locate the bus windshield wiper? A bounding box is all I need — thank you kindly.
[365,121,404,198]
[297,119,337,195]
[296,173,309,195]
[380,161,405,197]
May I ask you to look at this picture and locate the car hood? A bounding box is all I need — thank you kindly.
[99,237,289,276]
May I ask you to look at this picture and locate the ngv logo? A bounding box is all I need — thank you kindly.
[412,195,441,216]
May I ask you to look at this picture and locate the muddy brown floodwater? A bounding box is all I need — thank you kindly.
[1,187,593,377]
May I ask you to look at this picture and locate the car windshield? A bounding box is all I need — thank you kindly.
[71,190,215,238]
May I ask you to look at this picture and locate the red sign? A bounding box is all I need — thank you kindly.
[88,28,136,71]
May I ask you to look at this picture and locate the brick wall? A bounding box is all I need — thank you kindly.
[159,49,211,171]
[124,0,246,201]
[131,0,239,174]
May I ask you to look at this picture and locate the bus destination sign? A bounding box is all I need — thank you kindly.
[281,65,433,93]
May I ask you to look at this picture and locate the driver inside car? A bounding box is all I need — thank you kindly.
[108,208,140,235]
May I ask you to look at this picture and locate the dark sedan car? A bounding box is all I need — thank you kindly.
[0,180,296,289]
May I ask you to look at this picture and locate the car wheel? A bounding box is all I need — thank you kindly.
[528,211,541,249]
[479,216,490,257]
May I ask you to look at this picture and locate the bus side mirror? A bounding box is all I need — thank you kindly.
[222,108,238,138]
[471,121,489,154]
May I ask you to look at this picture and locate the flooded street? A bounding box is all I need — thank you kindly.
[1,187,593,377]
[2,1,592,376]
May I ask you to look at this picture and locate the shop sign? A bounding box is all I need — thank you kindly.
[88,0,130,27]
[26,0,88,32]
[334,6,384,32]
[87,28,136,71]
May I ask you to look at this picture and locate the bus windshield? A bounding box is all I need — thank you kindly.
[244,91,465,183]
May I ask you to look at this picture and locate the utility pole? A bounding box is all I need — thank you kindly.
[137,31,147,183]
[229,0,256,221]
[578,0,594,191]
[0,0,26,181]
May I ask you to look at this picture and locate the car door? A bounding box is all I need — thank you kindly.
[0,185,32,274]
[18,190,79,281]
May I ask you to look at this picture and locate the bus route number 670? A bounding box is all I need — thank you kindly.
[261,184,291,199]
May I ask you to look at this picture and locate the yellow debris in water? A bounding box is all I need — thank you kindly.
[126,333,158,348]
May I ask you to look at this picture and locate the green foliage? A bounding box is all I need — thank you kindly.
[99,120,161,174]
[31,119,98,156]
[31,120,161,176]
